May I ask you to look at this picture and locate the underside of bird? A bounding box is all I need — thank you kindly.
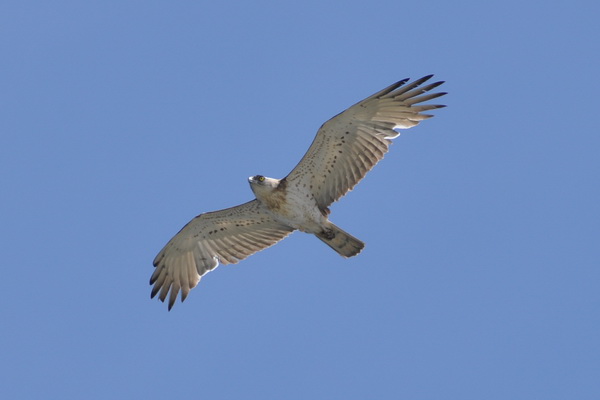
[151,75,446,309]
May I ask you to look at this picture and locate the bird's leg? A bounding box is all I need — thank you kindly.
[322,228,336,240]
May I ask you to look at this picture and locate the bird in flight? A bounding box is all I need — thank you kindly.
[151,75,446,309]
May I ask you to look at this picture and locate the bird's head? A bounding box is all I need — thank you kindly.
[248,175,280,196]
[248,175,279,186]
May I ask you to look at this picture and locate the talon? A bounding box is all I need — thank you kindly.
[322,228,335,240]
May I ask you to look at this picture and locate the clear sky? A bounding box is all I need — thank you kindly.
[2,1,599,399]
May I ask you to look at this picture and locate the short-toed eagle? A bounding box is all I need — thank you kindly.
[151,75,446,309]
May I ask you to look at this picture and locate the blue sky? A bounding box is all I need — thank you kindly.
[2,1,599,398]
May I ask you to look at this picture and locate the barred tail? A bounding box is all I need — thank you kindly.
[315,222,364,258]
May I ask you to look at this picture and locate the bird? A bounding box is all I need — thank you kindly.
[150,75,446,309]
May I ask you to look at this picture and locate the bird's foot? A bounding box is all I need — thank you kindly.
[322,228,335,240]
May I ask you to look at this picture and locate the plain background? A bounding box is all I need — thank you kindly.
[2,1,599,398]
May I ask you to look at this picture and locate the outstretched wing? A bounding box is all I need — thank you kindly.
[150,200,294,310]
[285,75,446,209]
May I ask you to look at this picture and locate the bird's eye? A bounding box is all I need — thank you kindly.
[258,176,265,182]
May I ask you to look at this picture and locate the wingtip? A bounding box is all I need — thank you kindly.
[150,284,160,299]
[416,74,434,84]
[166,291,188,311]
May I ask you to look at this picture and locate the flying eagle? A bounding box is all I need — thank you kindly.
[151,75,446,309]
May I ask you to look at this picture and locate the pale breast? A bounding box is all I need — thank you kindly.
[261,186,324,233]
